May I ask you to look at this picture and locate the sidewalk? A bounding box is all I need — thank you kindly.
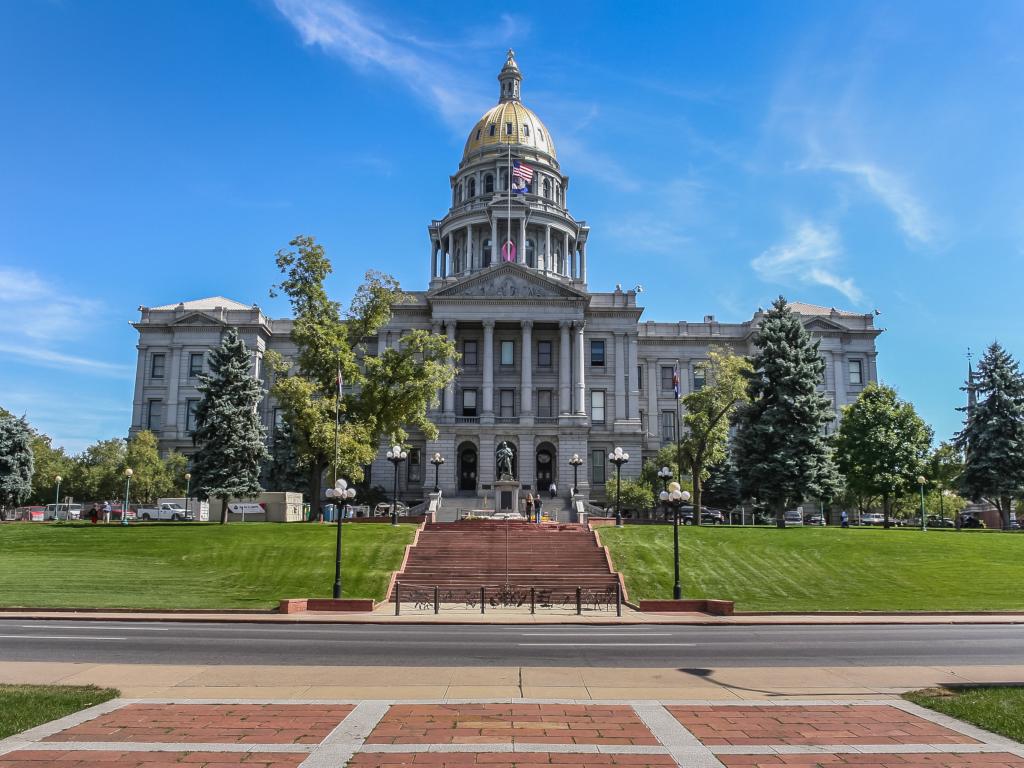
[3,661,1023,700]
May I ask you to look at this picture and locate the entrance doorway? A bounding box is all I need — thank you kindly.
[536,444,555,492]
[458,443,477,492]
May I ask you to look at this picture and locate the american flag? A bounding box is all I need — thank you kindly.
[672,366,680,399]
[512,160,534,182]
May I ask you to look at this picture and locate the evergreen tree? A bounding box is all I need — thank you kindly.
[955,341,1024,529]
[732,297,841,526]
[0,413,34,510]
[703,455,742,512]
[835,383,933,528]
[262,418,308,492]
[190,328,269,524]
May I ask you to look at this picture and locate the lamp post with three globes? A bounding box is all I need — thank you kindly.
[659,477,691,600]
[608,447,630,527]
[326,479,357,599]
[386,444,408,526]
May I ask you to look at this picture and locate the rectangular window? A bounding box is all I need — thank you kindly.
[407,449,421,482]
[188,352,204,378]
[505,122,513,135]
[590,339,605,367]
[849,359,863,385]
[272,407,284,434]
[151,353,165,379]
[462,389,477,417]
[537,340,552,367]
[537,389,553,418]
[186,399,199,433]
[591,449,606,485]
[500,340,514,366]
[489,124,496,136]
[660,410,676,444]
[661,365,674,391]
[591,390,606,424]
[637,365,643,391]
[462,340,478,366]
[147,400,163,431]
[500,389,515,417]
[693,363,707,392]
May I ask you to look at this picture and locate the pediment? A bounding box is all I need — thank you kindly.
[430,263,587,301]
[803,317,847,333]
[170,311,227,327]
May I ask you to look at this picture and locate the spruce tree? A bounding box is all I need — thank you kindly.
[0,413,34,511]
[261,418,308,492]
[190,328,269,524]
[955,341,1024,529]
[732,296,841,526]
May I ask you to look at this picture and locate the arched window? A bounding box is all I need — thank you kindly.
[542,179,551,199]
[484,174,494,194]
[483,238,492,267]
[457,182,463,202]
[455,245,462,273]
[475,129,481,140]
[489,124,496,136]
[468,178,476,197]
[525,239,536,268]
[554,245,561,274]
[500,171,508,192]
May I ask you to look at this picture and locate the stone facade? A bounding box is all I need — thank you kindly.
[129,52,881,504]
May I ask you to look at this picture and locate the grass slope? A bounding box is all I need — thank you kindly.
[598,526,1024,612]
[0,522,415,610]
[0,684,118,740]
[906,687,1024,743]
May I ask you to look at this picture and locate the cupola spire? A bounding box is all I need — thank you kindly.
[497,49,522,103]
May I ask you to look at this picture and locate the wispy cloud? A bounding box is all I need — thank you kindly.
[752,222,863,304]
[607,178,702,253]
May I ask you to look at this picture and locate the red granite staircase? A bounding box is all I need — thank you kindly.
[388,520,624,603]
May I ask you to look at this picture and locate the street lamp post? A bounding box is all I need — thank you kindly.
[386,444,407,526]
[122,468,133,526]
[608,447,629,527]
[53,474,62,522]
[326,479,357,599]
[430,452,445,493]
[184,473,191,521]
[917,475,927,532]
[658,481,690,600]
[657,466,672,520]
[569,453,583,496]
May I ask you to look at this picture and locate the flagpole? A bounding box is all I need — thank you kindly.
[507,140,512,262]
[334,359,341,487]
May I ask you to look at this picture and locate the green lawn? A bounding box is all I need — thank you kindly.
[906,687,1024,743]
[0,684,119,739]
[598,525,1024,611]
[0,522,415,610]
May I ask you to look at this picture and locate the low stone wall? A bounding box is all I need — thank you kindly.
[637,598,734,615]
[279,598,375,613]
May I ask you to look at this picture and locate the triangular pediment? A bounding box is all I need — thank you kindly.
[429,263,588,301]
[170,311,228,327]
[803,317,847,332]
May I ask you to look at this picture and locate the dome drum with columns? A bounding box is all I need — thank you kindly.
[129,52,882,519]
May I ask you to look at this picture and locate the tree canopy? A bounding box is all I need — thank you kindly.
[0,413,34,509]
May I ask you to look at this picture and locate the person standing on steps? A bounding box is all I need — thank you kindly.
[524,493,534,522]
[535,494,543,524]
[548,482,557,499]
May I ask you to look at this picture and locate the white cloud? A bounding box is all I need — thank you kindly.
[752,222,863,304]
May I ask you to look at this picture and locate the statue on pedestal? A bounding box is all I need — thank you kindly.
[496,441,515,481]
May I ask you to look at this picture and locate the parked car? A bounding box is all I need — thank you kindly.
[908,515,955,528]
[108,504,137,522]
[804,513,827,526]
[45,503,82,521]
[15,506,46,522]
[373,501,410,517]
[137,502,194,521]
[677,505,724,525]
[959,513,986,529]
[860,512,885,526]
[782,509,804,526]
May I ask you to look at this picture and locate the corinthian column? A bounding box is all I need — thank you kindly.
[482,320,495,417]
[574,321,586,415]
[559,320,571,415]
[521,320,533,418]
[444,321,456,414]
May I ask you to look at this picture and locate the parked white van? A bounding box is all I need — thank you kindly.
[45,503,82,521]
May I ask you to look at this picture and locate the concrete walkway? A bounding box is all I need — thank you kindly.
[1,695,1021,766]
[3,662,1024,700]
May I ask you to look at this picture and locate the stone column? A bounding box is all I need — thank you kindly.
[482,320,495,418]
[519,216,527,265]
[490,217,498,267]
[563,231,570,276]
[131,345,147,430]
[580,240,588,283]
[430,243,437,279]
[520,320,533,418]
[613,332,625,423]
[834,350,848,412]
[447,232,454,274]
[559,320,571,415]
[647,360,658,440]
[444,321,457,414]
[574,321,586,415]
[627,334,640,420]
[543,224,551,273]
[464,225,472,275]
[868,352,878,384]
[165,346,181,438]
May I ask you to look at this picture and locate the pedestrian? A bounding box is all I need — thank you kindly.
[89,503,99,524]
[535,494,543,524]
[102,501,111,524]
[841,509,849,528]
[524,493,534,522]
[548,482,557,499]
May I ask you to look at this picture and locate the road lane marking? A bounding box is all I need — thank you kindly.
[518,642,696,647]
[19,625,170,631]
[0,634,128,641]
[520,632,673,637]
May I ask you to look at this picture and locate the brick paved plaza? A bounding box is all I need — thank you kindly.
[1,699,1021,767]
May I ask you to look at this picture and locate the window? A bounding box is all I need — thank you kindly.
[484,174,494,193]
[272,407,284,433]
[537,340,552,367]
[538,129,544,142]
[849,359,863,385]
[505,122,512,135]
[483,238,492,266]
[488,124,496,136]
[543,178,551,198]
[468,178,476,197]
[590,340,605,367]
[462,389,477,417]
[501,340,514,366]
[637,364,643,391]
[591,449,606,485]
[408,449,421,482]
[537,389,553,418]
[147,400,163,431]
[457,182,463,201]
[151,353,165,378]
[188,352,203,378]
[500,389,515,417]
[186,399,199,433]
[525,238,535,267]
[693,363,707,391]
[591,390,606,424]
[661,365,674,391]
[523,123,530,137]
[475,129,481,140]
[462,340,477,367]
[660,410,676,444]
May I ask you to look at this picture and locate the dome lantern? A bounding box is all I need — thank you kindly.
[498,48,522,103]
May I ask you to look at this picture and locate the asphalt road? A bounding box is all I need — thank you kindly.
[0,620,1021,667]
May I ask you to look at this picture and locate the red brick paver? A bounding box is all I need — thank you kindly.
[365,704,659,745]
[668,706,981,746]
[350,753,677,768]
[719,753,1024,768]
[41,704,354,745]
[0,750,306,767]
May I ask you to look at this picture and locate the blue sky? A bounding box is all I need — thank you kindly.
[2,0,1022,453]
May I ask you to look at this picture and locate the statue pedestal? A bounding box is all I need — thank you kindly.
[494,479,520,515]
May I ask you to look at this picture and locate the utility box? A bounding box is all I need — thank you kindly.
[208,492,305,522]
